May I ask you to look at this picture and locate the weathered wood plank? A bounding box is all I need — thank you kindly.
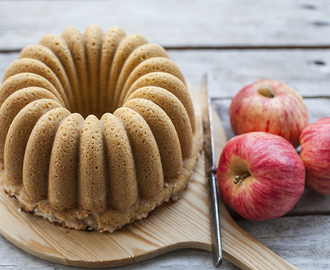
[1,49,330,98]
[1,0,330,50]
[237,215,330,270]
[169,50,330,98]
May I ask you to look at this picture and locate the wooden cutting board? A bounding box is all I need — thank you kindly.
[0,86,300,269]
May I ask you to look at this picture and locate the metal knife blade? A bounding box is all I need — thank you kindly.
[201,73,223,268]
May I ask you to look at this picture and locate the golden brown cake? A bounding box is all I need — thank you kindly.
[0,24,200,232]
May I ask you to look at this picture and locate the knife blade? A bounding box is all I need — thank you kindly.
[201,73,223,268]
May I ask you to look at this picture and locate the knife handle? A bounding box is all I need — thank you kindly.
[209,171,223,268]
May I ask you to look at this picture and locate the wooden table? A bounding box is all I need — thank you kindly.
[1,1,330,269]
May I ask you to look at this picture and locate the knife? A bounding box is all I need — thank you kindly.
[201,73,223,268]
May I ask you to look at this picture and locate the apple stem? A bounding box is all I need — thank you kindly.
[258,85,275,98]
[233,172,251,185]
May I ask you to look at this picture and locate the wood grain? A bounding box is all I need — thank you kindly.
[168,49,330,98]
[0,86,299,269]
[3,214,330,270]
[1,0,330,50]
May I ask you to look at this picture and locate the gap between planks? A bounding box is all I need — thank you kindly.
[3,45,330,54]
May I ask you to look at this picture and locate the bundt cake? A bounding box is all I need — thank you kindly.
[0,24,200,232]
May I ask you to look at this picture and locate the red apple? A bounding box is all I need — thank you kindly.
[229,79,309,148]
[300,117,330,195]
[217,132,305,221]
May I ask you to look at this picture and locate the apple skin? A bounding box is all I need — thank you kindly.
[229,79,309,148]
[300,117,330,195]
[217,132,305,221]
